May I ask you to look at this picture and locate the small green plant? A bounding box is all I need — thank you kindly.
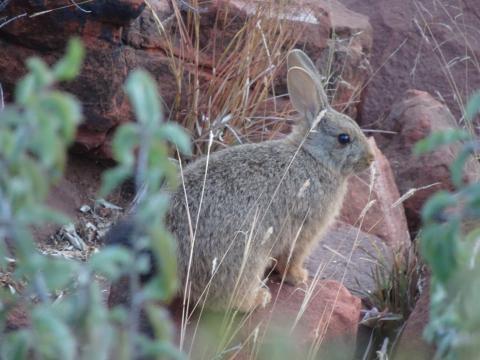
[0,38,86,359]
[0,39,191,359]
[414,91,480,360]
[99,68,191,359]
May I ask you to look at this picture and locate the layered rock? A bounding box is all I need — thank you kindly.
[394,278,434,360]
[338,0,480,126]
[307,221,388,294]
[0,0,373,158]
[381,90,480,233]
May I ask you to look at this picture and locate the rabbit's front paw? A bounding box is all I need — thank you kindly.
[284,266,308,286]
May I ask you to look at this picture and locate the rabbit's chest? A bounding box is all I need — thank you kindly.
[275,176,346,237]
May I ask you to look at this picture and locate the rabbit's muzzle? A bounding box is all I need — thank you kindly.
[366,152,375,166]
[355,150,375,173]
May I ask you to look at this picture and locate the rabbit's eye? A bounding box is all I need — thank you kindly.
[337,133,351,145]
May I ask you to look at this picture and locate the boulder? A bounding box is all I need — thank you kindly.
[246,279,361,359]
[165,279,361,360]
[0,0,372,158]
[337,0,480,126]
[394,279,434,360]
[307,221,388,294]
[340,137,410,250]
[0,0,175,158]
[380,90,480,233]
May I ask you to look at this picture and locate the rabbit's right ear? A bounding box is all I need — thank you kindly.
[288,66,328,122]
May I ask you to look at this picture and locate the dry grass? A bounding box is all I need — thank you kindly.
[412,0,480,134]
[148,0,305,157]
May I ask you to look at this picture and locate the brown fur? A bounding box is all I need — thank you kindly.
[165,50,374,311]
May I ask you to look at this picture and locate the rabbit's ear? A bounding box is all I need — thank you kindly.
[287,49,320,77]
[287,50,329,110]
[288,66,328,121]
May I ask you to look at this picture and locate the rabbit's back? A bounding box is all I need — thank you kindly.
[167,140,346,307]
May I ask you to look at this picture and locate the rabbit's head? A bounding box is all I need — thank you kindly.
[287,49,374,176]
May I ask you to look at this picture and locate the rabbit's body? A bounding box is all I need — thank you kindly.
[106,49,374,312]
[169,139,348,310]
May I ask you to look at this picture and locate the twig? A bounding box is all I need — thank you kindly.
[0,13,27,30]
[69,0,92,13]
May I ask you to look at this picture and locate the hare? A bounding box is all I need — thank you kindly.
[107,49,374,313]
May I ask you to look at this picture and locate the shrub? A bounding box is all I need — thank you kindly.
[415,91,480,359]
[0,39,190,359]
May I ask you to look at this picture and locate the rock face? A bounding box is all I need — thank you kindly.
[340,137,410,250]
[247,279,361,359]
[394,279,435,360]
[307,221,388,294]
[380,90,480,233]
[0,0,174,158]
[337,0,480,126]
[0,0,372,158]
[315,0,373,118]
[163,279,361,359]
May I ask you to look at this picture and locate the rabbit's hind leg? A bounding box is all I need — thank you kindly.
[231,285,272,312]
[275,255,308,286]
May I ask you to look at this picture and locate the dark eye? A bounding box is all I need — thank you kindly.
[337,133,351,145]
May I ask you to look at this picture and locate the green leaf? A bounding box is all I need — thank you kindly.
[39,91,82,137]
[19,205,71,226]
[53,38,85,81]
[420,221,459,283]
[26,57,54,88]
[111,123,139,166]
[32,305,76,360]
[421,191,456,224]
[14,74,36,105]
[136,334,186,360]
[42,257,78,291]
[145,305,174,342]
[88,246,134,280]
[414,129,470,155]
[124,70,162,125]
[450,143,474,188]
[144,226,177,301]
[157,123,192,156]
[0,330,31,360]
[466,90,480,121]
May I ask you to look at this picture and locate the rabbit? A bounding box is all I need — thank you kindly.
[107,49,374,313]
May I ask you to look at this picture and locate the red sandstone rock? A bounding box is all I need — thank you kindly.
[315,0,373,118]
[164,278,361,359]
[380,90,480,233]
[338,0,480,127]
[340,137,410,250]
[394,279,434,360]
[0,0,372,159]
[307,221,388,294]
[247,279,361,358]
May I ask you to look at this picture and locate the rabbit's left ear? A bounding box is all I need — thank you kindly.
[287,66,323,123]
[287,49,320,77]
[287,49,329,110]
